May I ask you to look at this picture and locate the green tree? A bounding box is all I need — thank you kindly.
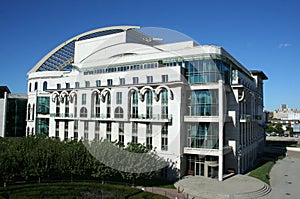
[274,123,284,135]
[265,123,275,134]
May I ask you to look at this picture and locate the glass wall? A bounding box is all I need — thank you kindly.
[190,90,218,116]
[187,122,219,149]
[5,98,27,137]
[185,59,230,84]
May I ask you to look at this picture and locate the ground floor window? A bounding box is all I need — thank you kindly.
[36,118,49,136]
[74,121,78,140]
[55,121,59,137]
[84,121,89,140]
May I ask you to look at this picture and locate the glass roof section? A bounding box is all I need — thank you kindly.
[30,26,138,73]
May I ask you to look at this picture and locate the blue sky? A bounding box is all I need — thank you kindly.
[0,0,299,111]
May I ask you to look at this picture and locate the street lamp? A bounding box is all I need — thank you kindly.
[238,147,242,174]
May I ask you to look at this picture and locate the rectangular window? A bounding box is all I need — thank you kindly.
[133,77,139,84]
[56,99,60,117]
[132,122,138,144]
[66,83,70,89]
[162,75,168,83]
[37,97,50,114]
[85,81,90,87]
[55,122,59,137]
[82,93,86,105]
[64,122,68,140]
[65,97,69,117]
[74,120,78,140]
[106,122,111,142]
[107,79,113,86]
[146,123,152,148]
[95,121,100,131]
[119,122,124,146]
[147,76,153,83]
[116,92,122,104]
[161,123,168,151]
[96,80,101,87]
[95,121,100,141]
[120,78,125,85]
[84,121,89,140]
[57,84,61,90]
[36,118,49,136]
[75,82,80,88]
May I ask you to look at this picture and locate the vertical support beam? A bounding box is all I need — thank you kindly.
[218,80,224,181]
[0,92,8,137]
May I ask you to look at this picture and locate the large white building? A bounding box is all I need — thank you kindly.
[26,25,268,181]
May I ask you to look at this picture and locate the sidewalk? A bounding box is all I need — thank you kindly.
[142,186,186,199]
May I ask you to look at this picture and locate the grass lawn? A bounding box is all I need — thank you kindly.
[0,182,168,199]
[248,161,275,185]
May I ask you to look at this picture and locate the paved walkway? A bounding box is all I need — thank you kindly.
[142,187,186,199]
[174,175,270,199]
[266,150,300,199]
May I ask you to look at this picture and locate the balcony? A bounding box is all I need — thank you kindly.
[184,147,219,156]
[184,115,232,123]
[129,114,172,123]
[184,145,232,156]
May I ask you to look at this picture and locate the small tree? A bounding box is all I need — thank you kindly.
[275,123,284,135]
[266,123,275,134]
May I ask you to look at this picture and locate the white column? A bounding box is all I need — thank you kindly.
[0,92,8,137]
[218,80,224,181]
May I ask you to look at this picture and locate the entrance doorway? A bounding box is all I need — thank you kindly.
[194,162,204,176]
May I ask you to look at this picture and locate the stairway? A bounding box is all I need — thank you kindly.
[232,184,272,199]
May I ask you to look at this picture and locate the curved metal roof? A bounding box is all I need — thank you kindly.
[28,25,140,74]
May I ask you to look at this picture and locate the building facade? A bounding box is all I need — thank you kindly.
[26,26,267,181]
[0,86,27,137]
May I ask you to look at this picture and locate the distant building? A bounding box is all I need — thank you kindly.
[26,25,268,181]
[0,86,27,137]
[293,124,300,133]
[273,104,300,120]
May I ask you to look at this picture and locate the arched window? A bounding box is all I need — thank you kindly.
[106,93,111,118]
[80,107,88,118]
[161,90,168,119]
[29,83,32,92]
[92,92,101,118]
[43,81,48,91]
[34,82,38,91]
[73,95,77,117]
[27,104,31,120]
[146,91,153,119]
[131,91,138,118]
[31,128,34,135]
[114,106,124,118]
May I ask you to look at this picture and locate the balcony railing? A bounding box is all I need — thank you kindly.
[50,113,75,118]
[129,114,172,121]
[186,136,219,149]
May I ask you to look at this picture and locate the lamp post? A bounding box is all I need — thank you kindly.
[238,147,242,174]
